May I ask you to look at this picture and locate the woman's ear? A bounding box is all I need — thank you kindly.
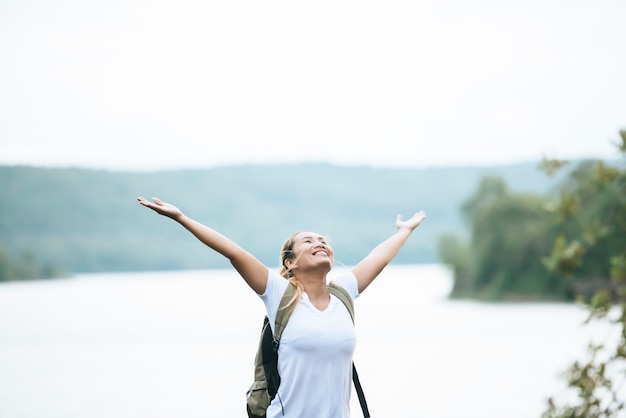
[285,258,294,269]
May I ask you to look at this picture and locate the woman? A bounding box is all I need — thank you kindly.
[137,196,426,418]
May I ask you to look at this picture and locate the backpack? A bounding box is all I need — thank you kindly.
[246,282,371,418]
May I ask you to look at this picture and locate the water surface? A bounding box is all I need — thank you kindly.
[0,265,611,417]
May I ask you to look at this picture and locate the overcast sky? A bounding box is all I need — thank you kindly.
[1,0,624,171]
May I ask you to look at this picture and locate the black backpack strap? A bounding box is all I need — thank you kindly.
[262,283,299,404]
[352,363,371,418]
[328,283,371,418]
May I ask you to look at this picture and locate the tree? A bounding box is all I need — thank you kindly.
[542,130,626,418]
[440,176,565,300]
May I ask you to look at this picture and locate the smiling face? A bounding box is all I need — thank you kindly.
[281,231,334,277]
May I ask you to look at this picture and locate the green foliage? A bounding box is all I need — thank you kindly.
[544,342,625,418]
[542,236,586,277]
[439,135,625,303]
[542,130,626,418]
[437,234,472,293]
[442,176,566,300]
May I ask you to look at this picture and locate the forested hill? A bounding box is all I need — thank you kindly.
[0,162,569,276]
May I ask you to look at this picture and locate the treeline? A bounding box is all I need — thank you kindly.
[439,153,625,302]
[0,162,568,282]
[0,245,66,281]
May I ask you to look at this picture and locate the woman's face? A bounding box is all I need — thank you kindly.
[288,232,334,273]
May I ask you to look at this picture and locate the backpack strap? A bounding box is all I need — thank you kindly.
[277,282,351,334]
[274,283,298,340]
[328,283,354,321]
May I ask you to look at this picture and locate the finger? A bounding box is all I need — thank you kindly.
[152,197,163,205]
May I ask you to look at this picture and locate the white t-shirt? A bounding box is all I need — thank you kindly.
[260,269,360,418]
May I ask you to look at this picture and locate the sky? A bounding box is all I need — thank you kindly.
[1,0,625,171]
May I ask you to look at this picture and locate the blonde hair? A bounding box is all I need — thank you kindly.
[279,232,304,309]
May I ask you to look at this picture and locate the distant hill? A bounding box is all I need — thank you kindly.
[0,162,571,275]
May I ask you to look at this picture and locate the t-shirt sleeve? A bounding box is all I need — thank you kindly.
[260,269,289,332]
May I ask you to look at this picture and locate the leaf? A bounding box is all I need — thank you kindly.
[540,157,571,177]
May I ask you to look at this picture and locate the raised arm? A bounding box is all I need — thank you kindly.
[137,196,268,294]
[351,211,426,293]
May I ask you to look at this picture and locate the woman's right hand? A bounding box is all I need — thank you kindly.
[137,196,183,220]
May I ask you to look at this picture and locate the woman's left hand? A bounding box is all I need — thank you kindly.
[396,211,426,232]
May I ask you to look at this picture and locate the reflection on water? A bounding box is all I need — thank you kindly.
[0,265,614,418]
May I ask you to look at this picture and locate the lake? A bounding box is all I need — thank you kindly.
[0,264,617,417]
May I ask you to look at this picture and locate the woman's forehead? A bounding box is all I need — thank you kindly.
[294,231,327,241]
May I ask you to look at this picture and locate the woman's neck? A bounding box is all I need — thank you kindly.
[296,272,329,301]
[298,274,330,311]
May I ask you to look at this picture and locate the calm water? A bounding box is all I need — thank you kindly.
[0,265,617,418]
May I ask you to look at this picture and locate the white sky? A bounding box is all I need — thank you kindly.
[1,0,625,171]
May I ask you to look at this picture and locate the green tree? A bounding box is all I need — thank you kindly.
[542,131,626,418]
[437,234,472,294]
[440,176,564,300]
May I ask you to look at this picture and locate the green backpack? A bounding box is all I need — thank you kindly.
[245,282,371,418]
